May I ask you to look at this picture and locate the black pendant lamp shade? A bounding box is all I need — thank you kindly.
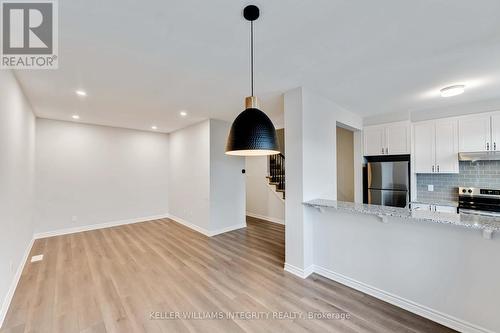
[225,107,280,156]
[225,5,280,156]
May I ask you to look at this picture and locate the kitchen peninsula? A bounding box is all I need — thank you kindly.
[302,199,500,333]
[304,199,500,238]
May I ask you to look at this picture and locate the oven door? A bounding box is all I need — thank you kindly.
[459,208,500,217]
[459,196,500,213]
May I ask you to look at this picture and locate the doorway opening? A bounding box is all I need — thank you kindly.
[337,126,355,202]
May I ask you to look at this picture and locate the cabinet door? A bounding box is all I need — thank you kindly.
[363,126,385,156]
[491,113,500,152]
[435,120,459,173]
[386,123,410,155]
[434,205,457,213]
[411,203,431,211]
[458,115,491,152]
[413,122,435,173]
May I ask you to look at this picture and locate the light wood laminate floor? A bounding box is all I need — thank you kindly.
[1,217,456,333]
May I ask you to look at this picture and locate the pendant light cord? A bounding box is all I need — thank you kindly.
[251,21,254,97]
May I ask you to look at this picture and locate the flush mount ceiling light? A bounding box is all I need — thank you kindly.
[180,111,187,117]
[440,85,465,97]
[75,90,87,97]
[72,115,80,120]
[225,5,280,156]
[151,125,158,130]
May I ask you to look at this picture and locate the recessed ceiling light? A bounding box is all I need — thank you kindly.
[151,125,158,130]
[72,115,80,120]
[75,90,87,97]
[440,85,465,97]
[180,111,187,117]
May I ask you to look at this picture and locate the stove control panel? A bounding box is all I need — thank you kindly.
[480,189,500,196]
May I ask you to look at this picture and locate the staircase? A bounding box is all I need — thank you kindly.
[267,153,285,199]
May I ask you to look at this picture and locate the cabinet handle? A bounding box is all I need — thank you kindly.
[382,147,384,154]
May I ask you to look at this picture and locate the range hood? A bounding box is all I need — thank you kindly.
[458,151,500,162]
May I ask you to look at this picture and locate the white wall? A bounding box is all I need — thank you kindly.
[35,119,169,233]
[284,87,363,273]
[0,71,36,322]
[311,209,500,333]
[245,156,285,224]
[168,119,245,235]
[168,121,210,231]
[209,119,246,232]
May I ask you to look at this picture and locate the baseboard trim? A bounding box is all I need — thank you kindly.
[313,265,494,333]
[0,237,34,329]
[166,214,211,236]
[284,263,314,279]
[168,214,246,237]
[246,212,284,225]
[209,223,247,236]
[33,213,170,239]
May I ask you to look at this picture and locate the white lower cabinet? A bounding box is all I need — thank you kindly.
[411,203,431,211]
[413,119,458,174]
[434,205,457,213]
[411,203,456,213]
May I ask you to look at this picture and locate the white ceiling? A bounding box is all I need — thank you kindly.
[13,0,500,133]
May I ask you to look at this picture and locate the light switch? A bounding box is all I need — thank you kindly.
[428,185,434,192]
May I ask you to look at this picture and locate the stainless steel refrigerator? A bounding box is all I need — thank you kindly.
[366,160,409,208]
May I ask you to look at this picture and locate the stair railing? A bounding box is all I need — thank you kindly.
[269,153,285,195]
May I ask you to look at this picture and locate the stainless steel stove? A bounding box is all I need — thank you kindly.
[458,187,500,217]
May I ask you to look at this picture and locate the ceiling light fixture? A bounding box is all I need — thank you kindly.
[75,90,87,97]
[440,85,465,97]
[225,5,280,156]
[151,125,158,130]
[72,115,80,120]
[180,111,187,117]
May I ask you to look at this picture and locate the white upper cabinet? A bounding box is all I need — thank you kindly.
[458,114,492,152]
[413,119,458,174]
[491,113,500,152]
[386,123,411,155]
[363,122,410,156]
[434,120,459,173]
[363,126,386,156]
[413,121,435,173]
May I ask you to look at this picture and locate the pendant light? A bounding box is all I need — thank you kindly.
[225,5,280,156]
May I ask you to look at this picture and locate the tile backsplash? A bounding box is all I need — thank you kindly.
[416,160,500,202]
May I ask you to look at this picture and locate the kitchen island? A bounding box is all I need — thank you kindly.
[302,199,500,333]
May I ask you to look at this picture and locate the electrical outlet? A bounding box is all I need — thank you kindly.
[31,255,44,263]
[71,216,77,222]
[428,185,434,192]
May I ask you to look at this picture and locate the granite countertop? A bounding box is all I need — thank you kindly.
[409,199,459,207]
[303,199,500,234]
